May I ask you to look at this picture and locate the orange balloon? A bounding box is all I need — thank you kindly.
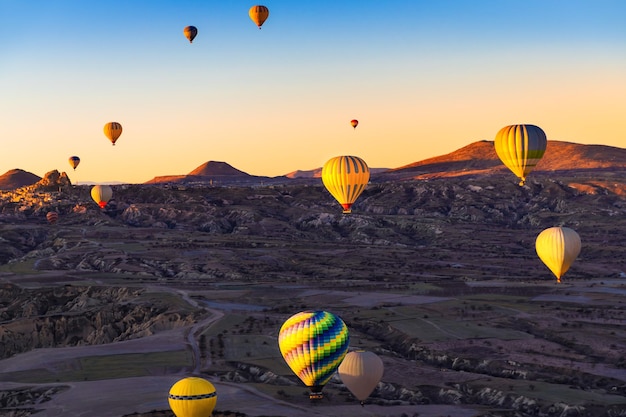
[183,26,198,43]
[249,5,269,29]
[350,119,358,129]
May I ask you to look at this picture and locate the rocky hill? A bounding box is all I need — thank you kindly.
[380,140,626,181]
[0,169,41,190]
[145,161,290,186]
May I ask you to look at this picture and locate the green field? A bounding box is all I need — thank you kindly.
[2,351,191,383]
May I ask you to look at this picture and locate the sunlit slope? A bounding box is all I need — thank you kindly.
[381,140,626,181]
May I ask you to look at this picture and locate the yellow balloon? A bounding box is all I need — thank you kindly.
[249,5,269,29]
[494,124,547,185]
[338,350,384,405]
[103,122,123,146]
[168,377,217,417]
[321,155,370,214]
[535,226,581,283]
[90,185,113,209]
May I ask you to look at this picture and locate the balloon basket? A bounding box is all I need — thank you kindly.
[309,392,324,401]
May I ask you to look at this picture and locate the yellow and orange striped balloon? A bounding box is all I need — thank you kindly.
[321,155,370,214]
[103,122,123,146]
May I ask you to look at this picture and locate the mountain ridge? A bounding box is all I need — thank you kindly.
[2,140,625,190]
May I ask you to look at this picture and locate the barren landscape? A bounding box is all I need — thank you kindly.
[1,141,626,417]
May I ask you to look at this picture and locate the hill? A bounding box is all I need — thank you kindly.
[145,140,626,185]
[0,169,41,190]
[145,161,289,186]
[378,140,626,181]
[188,161,251,177]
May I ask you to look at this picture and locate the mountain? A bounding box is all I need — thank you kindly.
[5,141,625,189]
[188,161,251,177]
[0,169,41,190]
[377,140,626,181]
[145,161,288,186]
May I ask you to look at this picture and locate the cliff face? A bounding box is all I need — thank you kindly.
[0,285,203,360]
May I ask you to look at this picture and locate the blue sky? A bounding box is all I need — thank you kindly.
[1,1,625,183]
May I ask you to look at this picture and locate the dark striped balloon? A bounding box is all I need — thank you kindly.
[278,310,349,399]
[46,211,59,225]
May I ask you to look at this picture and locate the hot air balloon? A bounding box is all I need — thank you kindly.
[338,350,384,406]
[46,211,59,225]
[168,377,217,417]
[278,310,350,400]
[321,155,370,214]
[350,119,358,129]
[535,226,581,283]
[91,185,113,209]
[68,156,80,170]
[183,26,198,43]
[103,122,123,146]
[494,124,547,186]
[249,5,269,29]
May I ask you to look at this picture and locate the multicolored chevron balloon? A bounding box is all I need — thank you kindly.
[278,310,350,399]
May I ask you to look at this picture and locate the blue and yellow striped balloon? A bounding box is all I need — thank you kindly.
[278,310,350,399]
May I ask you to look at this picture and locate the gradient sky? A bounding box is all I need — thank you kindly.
[1,1,625,184]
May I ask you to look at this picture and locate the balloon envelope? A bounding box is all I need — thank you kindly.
[278,310,350,399]
[46,211,59,225]
[321,155,370,213]
[91,185,113,209]
[168,377,217,417]
[183,26,198,43]
[249,5,269,28]
[103,122,123,146]
[68,156,80,170]
[535,226,581,283]
[350,119,358,129]
[494,124,547,185]
[338,350,384,404]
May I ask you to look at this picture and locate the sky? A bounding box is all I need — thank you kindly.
[1,1,625,184]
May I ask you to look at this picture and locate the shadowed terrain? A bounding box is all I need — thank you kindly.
[1,141,625,417]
